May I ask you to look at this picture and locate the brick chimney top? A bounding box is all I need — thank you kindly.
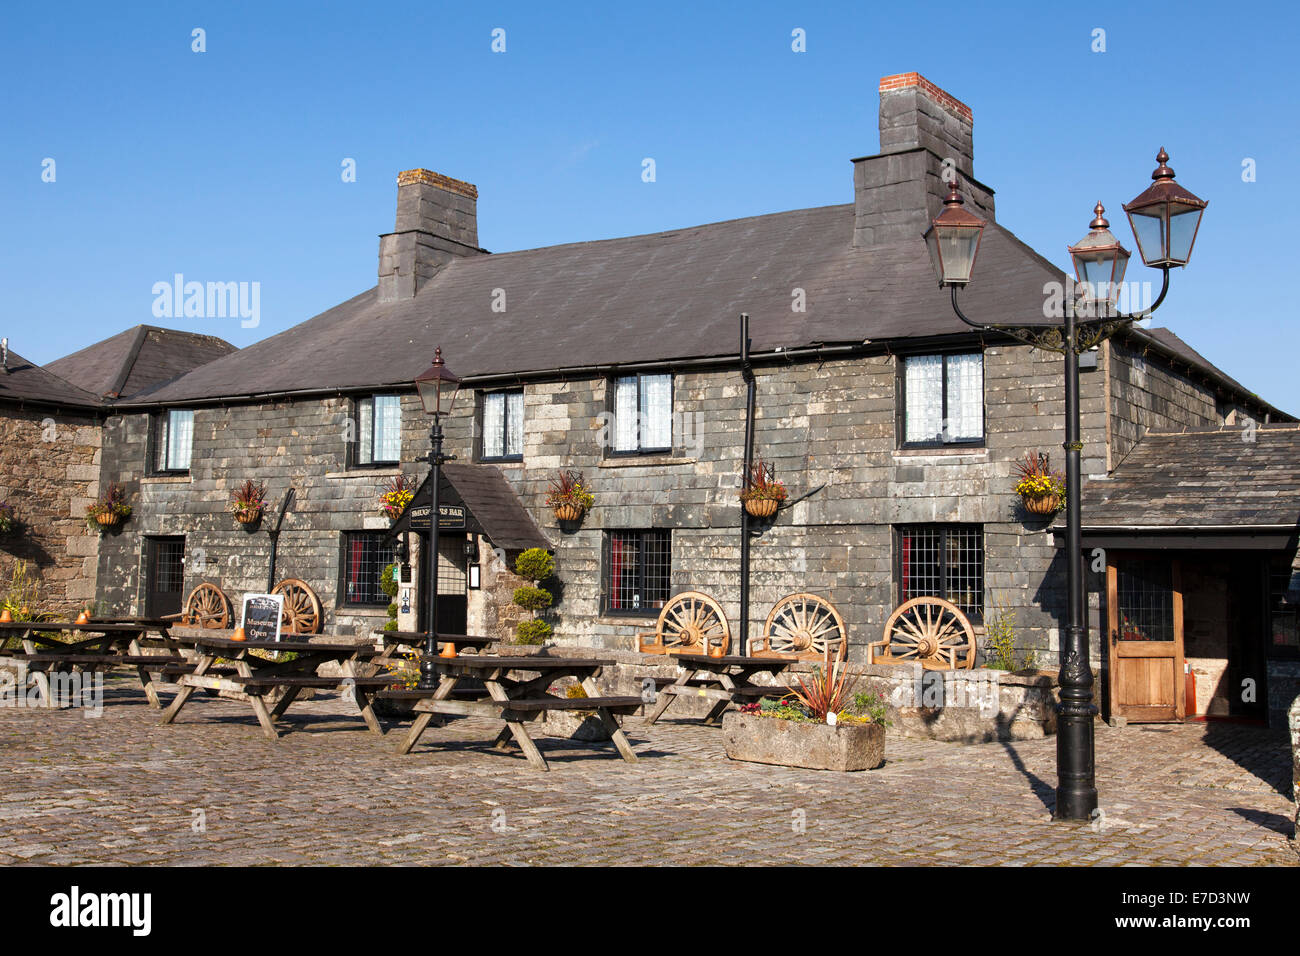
[396,168,478,200]
[878,73,972,124]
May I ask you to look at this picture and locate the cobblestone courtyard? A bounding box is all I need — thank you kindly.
[1,679,1295,866]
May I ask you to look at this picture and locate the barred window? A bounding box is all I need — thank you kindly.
[356,394,402,465]
[611,373,672,453]
[341,531,396,606]
[1115,559,1174,643]
[603,530,671,615]
[481,390,524,460]
[897,524,984,621]
[1268,562,1298,652]
[153,409,194,473]
[901,352,983,446]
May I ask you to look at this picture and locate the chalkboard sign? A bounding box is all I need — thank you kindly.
[240,593,285,643]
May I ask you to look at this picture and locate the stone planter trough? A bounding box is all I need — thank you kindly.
[722,711,885,771]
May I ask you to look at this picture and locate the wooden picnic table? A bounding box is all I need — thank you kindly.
[371,631,497,653]
[160,635,391,740]
[381,655,642,771]
[645,653,796,726]
[0,620,183,708]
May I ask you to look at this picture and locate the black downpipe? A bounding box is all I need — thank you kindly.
[739,314,756,654]
[266,488,296,591]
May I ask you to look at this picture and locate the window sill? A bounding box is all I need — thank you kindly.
[893,447,988,460]
[142,475,192,484]
[337,607,389,616]
[599,456,695,469]
[600,615,661,626]
[325,467,401,479]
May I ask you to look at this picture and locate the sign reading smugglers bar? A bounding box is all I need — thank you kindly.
[407,503,467,531]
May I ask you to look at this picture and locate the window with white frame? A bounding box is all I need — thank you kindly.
[901,352,984,446]
[153,409,194,473]
[611,373,672,454]
[481,390,524,460]
[355,394,402,466]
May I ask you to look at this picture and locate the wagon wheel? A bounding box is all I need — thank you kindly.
[183,583,230,629]
[763,593,848,661]
[271,578,322,635]
[881,597,976,670]
[659,591,730,655]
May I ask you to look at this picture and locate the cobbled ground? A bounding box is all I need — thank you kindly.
[1,679,1295,866]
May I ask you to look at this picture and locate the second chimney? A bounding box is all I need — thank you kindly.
[378,169,482,302]
[853,73,994,248]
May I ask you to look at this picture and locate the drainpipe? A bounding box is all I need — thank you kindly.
[266,488,295,591]
[739,313,756,654]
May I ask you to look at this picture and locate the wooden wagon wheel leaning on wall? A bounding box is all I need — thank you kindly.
[869,596,977,670]
[271,578,322,635]
[182,582,231,629]
[752,592,848,661]
[636,590,731,656]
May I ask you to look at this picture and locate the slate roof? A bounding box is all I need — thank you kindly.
[129,205,1067,404]
[387,463,551,555]
[44,325,236,400]
[1075,424,1300,530]
[0,348,103,410]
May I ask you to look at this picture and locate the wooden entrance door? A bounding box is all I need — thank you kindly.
[1107,555,1185,722]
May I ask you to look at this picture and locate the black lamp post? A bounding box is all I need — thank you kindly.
[926,150,1206,821]
[413,347,462,690]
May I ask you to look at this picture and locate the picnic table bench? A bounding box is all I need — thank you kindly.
[0,620,183,709]
[160,635,386,740]
[646,653,796,726]
[378,655,641,771]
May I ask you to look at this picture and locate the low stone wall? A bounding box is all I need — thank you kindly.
[548,645,1061,743]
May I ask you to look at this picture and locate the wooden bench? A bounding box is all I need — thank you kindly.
[636,591,731,656]
[231,675,395,694]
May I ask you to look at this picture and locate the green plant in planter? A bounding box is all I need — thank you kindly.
[512,548,556,645]
[381,562,400,631]
[984,599,1017,671]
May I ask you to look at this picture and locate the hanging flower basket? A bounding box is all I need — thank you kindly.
[546,470,593,524]
[378,475,416,522]
[553,502,585,522]
[1013,452,1065,517]
[85,484,131,532]
[739,459,787,519]
[1021,493,1061,516]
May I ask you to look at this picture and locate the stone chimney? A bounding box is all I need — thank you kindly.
[378,169,482,302]
[853,73,994,248]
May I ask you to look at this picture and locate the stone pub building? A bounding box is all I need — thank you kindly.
[34,74,1298,729]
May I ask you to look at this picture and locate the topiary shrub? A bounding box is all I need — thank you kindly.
[512,548,556,645]
[516,619,553,645]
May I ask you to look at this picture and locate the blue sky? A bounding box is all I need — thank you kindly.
[2,1,1296,411]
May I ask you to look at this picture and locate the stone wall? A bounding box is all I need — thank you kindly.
[1291,692,1299,854]
[91,336,1235,675]
[0,406,102,614]
[1106,337,1247,464]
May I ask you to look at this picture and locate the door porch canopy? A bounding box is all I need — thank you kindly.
[385,462,552,558]
[1054,425,1300,551]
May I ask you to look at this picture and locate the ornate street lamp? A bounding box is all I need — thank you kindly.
[929,152,1206,822]
[1123,148,1208,269]
[413,347,461,690]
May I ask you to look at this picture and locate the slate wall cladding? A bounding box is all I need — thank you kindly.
[1107,338,1236,463]
[96,340,1114,667]
[0,407,102,613]
[95,395,471,631]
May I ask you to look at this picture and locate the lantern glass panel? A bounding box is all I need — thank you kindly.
[1128,207,1167,266]
[1167,205,1203,264]
[925,228,944,285]
[937,226,980,285]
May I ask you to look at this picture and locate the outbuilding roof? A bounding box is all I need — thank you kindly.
[0,348,103,410]
[44,325,236,400]
[1075,424,1300,532]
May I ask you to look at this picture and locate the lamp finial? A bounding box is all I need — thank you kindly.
[1152,147,1174,181]
[1090,202,1108,230]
